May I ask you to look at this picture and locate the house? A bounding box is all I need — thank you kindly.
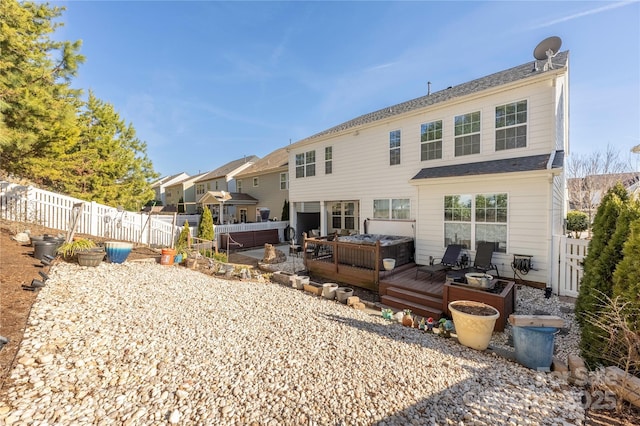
[567,172,640,216]
[287,48,570,288]
[194,155,259,224]
[234,147,289,223]
[164,173,207,214]
[150,172,190,206]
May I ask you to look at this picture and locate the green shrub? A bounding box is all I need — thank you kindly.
[566,210,588,238]
[213,252,228,263]
[575,183,639,368]
[57,238,97,258]
[175,220,190,256]
[281,199,289,221]
[198,207,214,241]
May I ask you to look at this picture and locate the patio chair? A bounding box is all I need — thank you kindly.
[469,241,500,278]
[415,244,463,279]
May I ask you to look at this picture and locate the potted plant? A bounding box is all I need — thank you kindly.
[381,308,394,321]
[448,300,500,350]
[56,238,99,259]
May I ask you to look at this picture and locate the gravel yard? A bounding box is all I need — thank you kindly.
[0,261,586,425]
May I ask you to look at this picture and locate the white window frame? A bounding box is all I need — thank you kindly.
[389,130,401,166]
[420,120,443,161]
[253,177,259,187]
[295,150,316,178]
[237,180,243,193]
[495,100,527,151]
[280,172,288,190]
[325,146,332,175]
[373,198,410,219]
[443,193,508,252]
[454,111,481,156]
[196,183,206,196]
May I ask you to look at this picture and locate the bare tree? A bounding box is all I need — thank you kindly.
[566,144,635,230]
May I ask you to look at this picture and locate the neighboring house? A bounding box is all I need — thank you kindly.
[287,49,570,287]
[194,155,259,223]
[165,173,208,214]
[567,172,640,215]
[234,147,289,223]
[150,172,190,206]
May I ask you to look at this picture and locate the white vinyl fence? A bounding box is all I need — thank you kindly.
[557,236,589,298]
[1,181,289,248]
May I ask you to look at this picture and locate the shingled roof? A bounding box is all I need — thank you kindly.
[298,51,569,143]
[195,155,259,182]
[235,147,289,178]
[411,151,564,181]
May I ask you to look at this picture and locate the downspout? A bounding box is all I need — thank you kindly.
[546,151,556,295]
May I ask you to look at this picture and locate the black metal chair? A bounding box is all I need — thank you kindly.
[469,241,500,277]
[416,244,464,279]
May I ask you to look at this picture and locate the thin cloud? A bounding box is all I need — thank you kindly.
[364,62,397,72]
[530,1,634,29]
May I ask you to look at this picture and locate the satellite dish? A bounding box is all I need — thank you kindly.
[533,36,562,71]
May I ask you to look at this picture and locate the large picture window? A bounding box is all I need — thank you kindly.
[496,100,527,150]
[444,193,507,252]
[389,130,401,165]
[454,111,480,156]
[420,120,442,161]
[295,150,316,178]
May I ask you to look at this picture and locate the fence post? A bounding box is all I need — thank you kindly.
[25,186,34,224]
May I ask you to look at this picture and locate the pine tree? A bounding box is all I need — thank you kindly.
[612,217,640,316]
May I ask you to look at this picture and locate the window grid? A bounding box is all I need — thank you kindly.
[389,130,401,166]
[443,194,507,252]
[454,112,481,156]
[421,120,443,161]
[496,100,527,151]
[296,151,316,178]
[280,172,288,190]
[373,198,410,220]
[325,146,333,175]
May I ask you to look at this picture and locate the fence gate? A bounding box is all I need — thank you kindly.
[558,236,589,298]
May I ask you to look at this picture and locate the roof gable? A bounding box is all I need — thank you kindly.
[235,148,289,178]
[196,155,259,182]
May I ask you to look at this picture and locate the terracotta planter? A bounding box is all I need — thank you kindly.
[402,314,414,327]
[448,300,500,350]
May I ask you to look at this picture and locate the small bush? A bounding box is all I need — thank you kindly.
[57,238,96,258]
[213,252,228,263]
[175,220,190,256]
[198,207,214,241]
[566,210,588,238]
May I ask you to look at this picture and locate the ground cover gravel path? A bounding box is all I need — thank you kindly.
[0,261,585,425]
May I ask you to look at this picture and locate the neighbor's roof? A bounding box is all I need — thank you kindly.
[411,151,564,181]
[151,172,188,188]
[198,191,258,205]
[196,156,259,182]
[296,51,569,144]
[235,148,289,178]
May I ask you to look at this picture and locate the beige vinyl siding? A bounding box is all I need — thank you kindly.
[413,172,552,284]
[240,170,288,221]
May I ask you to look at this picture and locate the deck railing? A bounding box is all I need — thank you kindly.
[303,235,381,291]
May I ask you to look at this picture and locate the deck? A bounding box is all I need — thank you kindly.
[378,263,447,320]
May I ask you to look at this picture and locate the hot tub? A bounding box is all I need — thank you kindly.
[336,234,414,269]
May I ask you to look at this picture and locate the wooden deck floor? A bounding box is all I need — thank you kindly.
[379,263,445,298]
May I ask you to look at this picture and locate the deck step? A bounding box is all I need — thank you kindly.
[379,295,443,320]
[386,286,442,309]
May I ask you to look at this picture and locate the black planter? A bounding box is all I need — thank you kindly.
[33,240,59,260]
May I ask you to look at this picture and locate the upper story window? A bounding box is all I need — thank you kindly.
[215,181,219,190]
[325,146,333,175]
[237,180,243,193]
[420,120,443,161]
[295,150,316,178]
[196,183,206,196]
[253,177,259,187]
[389,130,401,165]
[496,100,527,150]
[373,198,410,219]
[280,172,288,190]
[454,111,481,156]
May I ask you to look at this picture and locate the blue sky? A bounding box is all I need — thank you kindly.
[55,1,640,177]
